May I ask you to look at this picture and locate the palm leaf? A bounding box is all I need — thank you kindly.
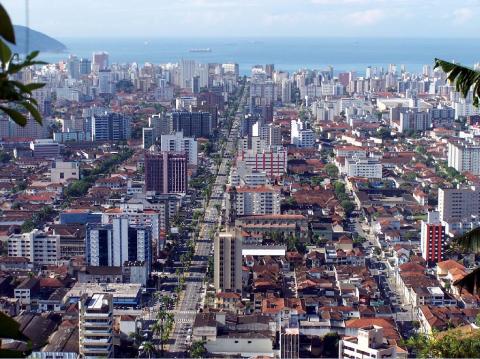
[434,58,480,106]
[452,227,480,253]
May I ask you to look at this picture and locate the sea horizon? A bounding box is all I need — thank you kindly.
[39,36,480,76]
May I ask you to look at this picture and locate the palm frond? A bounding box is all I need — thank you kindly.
[434,58,480,107]
[452,227,480,253]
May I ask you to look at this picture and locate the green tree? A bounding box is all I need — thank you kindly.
[0,5,46,127]
[434,58,480,106]
[190,340,207,358]
[140,341,156,359]
[324,163,338,178]
[341,200,355,216]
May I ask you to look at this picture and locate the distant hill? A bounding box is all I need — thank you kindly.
[10,25,66,53]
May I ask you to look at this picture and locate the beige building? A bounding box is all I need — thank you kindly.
[51,160,80,183]
[214,231,242,293]
[438,187,480,223]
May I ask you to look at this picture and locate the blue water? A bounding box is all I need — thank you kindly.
[40,37,480,75]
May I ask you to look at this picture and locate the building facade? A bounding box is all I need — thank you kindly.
[144,151,188,194]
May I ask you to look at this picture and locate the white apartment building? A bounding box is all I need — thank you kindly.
[290,119,315,148]
[8,230,60,265]
[229,167,268,187]
[345,156,383,178]
[339,325,407,359]
[447,140,480,175]
[234,185,281,216]
[79,293,114,359]
[160,131,198,165]
[50,160,80,183]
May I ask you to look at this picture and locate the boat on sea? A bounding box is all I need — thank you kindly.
[189,48,212,53]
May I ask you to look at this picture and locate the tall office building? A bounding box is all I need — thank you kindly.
[144,151,188,194]
[171,111,213,138]
[421,211,446,263]
[67,55,80,80]
[149,113,171,140]
[214,231,243,293]
[85,217,152,269]
[92,51,109,72]
[79,58,92,75]
[98,70,114,94]
[192,75,200,94]
[79,293,114,359]
[160,131,198,165]
[91,113,131,141]
[448,140,480,175]
[142,127,155,149]
[180,59,195,88]
[265,64,274,78]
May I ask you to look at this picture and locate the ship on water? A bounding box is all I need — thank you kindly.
[189,48,212,53]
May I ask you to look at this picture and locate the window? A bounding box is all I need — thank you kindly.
[60,172,64,179]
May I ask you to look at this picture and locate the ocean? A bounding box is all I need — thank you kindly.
[39,37,480,76]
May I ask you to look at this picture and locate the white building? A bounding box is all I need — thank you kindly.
[238,147,287,178]
[160,131,198,165]
[345,155,383,178]
[50,160,79,183]
[290,119,315,148]
[86,216,152,269]
[339,325,407,359]
[448,140,480,175]
[8,230,60,266]
[79,293,114,359]
[233,185,281,216]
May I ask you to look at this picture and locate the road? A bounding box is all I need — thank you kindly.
[168,84,247,357]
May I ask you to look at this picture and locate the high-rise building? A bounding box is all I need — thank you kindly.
[149,113,171,140]
[79,58,92,75]
[448,140,480,175]
[142,127,155,149]
[345,156,383,179]
[180,59,195,88]
[144,151,188,194]
[98,70,114,94]
[8,230,60,266]
[192,75,200,94]
[171,111,213,138]
[290,119,315,148]
[214,231,242,292]
[160,131,198,166]
[92,52,109,72]
[91,113,131,141]
[421,211,446,263]
[438,187,480,223]
[86,217,152,269]
[67,55,80,80]
[227,185,281,216]
[265,64,274,78]
[79,293,114,359]
[281,328,300,359]
[238,147,288,178]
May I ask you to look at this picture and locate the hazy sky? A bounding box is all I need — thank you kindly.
[3,0,480,38]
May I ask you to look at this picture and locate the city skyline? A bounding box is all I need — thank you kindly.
[2,0,480,39]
